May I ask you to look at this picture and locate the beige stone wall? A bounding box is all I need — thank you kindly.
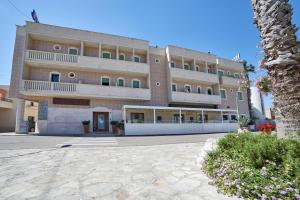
[28,67,148,88]
[146,53,169,106]
[218,86,249,116]
[84,46,98,57]
[31,39,81,55]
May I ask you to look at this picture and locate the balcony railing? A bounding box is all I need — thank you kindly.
[219,76,240,87]
[26,50,78,63]
[0,97,13,103]
[25,50,149,75]
[21,80,151,100]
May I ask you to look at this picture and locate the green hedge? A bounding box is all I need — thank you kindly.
[203,133,300,199]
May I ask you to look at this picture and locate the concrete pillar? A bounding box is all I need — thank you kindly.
[99,43,102,58]
[15,98,27,133]
[132,48,135,61]
[153,109,156,124]
[202,110,204,124]
[80,41,84,56]
[193,59,196,71]
[221,111,223,123]
[205,62,208,73]
[181,57,184,69]
[147,50,150,64]
[179,109,182,124]
[116,46,119,60]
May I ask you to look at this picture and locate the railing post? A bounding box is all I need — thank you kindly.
[202,110,204,124]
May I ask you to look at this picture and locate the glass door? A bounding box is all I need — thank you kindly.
[98,113,105,130]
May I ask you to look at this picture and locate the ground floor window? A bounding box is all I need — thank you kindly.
[172,84,177,92]
[130,113,144,123]
[223,115,229,121]
[157,116,162,123]
[101,77,110,86]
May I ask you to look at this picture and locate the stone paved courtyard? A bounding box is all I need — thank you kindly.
[0,141,237,200]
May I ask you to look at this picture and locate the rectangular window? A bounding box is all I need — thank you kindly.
[157,116,162,123]
[218,70,224,77]
[119,54,125,60]
[132,80,140,88]
[197,87,201,94]
[220,89,226,99]
[102,52,111,59]
[183,64,189,70]
[117,79,124,87]
[234,73,241,79]
[68,48,78,55]
[223,115,229,121]
[231,115,237,121]
[130,113,144,123]
[133,56,140,63]
[50,73,60,82]
[171,62,175,68]
[237,91,243,100]
[184,85,191,93]
[101,77,110,86]
[172,84,177,92]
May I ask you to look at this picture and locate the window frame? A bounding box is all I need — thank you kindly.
[220,89,227,99]
[102,51,111,59]
[116,77,125,87]
[207,87,213,95]
[184,84,192,93]
[197,86,202,94]
[49,71,61,82]
[172,83,177,92]
[132,79,141,88]
[237,91,244,101]
[100,76,110,86]
[133,55,140,63]
[183,63,190,70]
[119,53,125,61]
[68,47,78,55]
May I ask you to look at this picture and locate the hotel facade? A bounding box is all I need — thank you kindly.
[10,22,249,135]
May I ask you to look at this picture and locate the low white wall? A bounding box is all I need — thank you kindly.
[125,123,239,135]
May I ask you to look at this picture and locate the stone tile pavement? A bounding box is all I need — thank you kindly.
[0,142,238,200]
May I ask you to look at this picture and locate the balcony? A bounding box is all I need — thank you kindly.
[20,80,151,100]
[25,50,149,75]
[0,98,13,109]
[217,58,243,71]
[170,67,219,84]
[171,92,221,105]
[219,76,240,87]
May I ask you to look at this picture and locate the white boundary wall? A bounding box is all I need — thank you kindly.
[125,123,239,135]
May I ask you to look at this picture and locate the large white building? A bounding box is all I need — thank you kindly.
[9,21,250,135]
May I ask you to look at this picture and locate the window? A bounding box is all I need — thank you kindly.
[102,51,111,59]
[130,113,144,123]
[207,87,212,95]
[155,58,160,63]
[68,47,78,55]
[49,72,60,82]
[184,85,191,93]
[220,89,227,99]
[116,78,125,87]
[156,82,160,86]
[231,115,237,121]
[119,53,125,60]
[172,83,177,92]
[218,70,224,77]
[68,72,76,78]
[171,62,175,68]
[133,55,140,63]
[101,76,110,86]
[30,102,34,106]
[157,116,162,123]
[183,63,190,70]
[234,73,241,79]
[53,44,61,51]
[227,71,231,76]
[223,115,229,121]
[132,79,140,88]
[240,114,246,119]
[237,91,244,100]
[195,65,199,71]
[197,87,201,94]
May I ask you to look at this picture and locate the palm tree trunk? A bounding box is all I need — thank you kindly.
[252,0,300,137]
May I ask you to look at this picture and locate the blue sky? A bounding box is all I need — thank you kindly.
[0,0,299,108]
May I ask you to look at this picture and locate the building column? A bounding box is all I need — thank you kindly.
[193,59,196,71]
[147,50,150,64]
[205,62,208,73]
[179,109,182,124]
[80,41,84,56]
[98,43,102,58]
[181,57,184,69]
[123,108,127,124]
[153,109,156,124]
[132,48,135,61]
[116,46,119,60]
[221,111,223,123]
[15,98,27,134]
[202,110,204,124]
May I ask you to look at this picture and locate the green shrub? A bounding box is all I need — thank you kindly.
[203,133,300,199]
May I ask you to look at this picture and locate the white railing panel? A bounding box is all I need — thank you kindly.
[26,50,78,63]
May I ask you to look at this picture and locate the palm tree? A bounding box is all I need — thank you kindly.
[252,0,300,137]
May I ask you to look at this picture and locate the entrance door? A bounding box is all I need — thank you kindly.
[93,112,109,131]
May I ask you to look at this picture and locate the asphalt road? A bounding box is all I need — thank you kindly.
[0,133,228,150]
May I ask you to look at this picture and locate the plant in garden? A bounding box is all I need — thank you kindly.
[256,76,271,95]
[203,133,300,199]
[252,0,300,137]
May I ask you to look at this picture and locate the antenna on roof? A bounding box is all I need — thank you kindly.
[233,53,241,61]
[31,9,39,23]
